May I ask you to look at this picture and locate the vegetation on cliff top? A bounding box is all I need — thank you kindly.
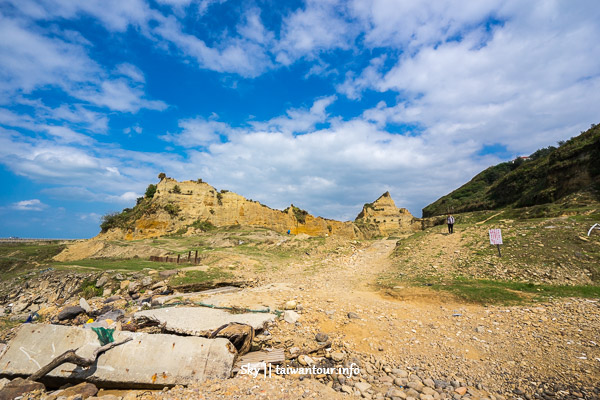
[423,123,600,217]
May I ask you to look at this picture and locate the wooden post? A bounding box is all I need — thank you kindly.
[188,251,191,262]
[177,254,181,264]
[497,244,502,257]
[195,250,198,264]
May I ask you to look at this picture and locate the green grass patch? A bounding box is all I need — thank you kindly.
[0,242,67,279]
[80,278,103,299]
[433,277,600,305]
[52,257,176,271]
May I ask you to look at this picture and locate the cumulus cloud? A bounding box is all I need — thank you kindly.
[343,1,600,154]
[0,14,165,114]
[275,0,356,65]
[249,96,337,134]
[12,199,47,211]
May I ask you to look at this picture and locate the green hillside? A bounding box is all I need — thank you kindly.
[423,123,600,217]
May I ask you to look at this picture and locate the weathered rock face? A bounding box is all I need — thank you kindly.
[110,178,362,240]
[355,192,422,235]
[97,178,423,240]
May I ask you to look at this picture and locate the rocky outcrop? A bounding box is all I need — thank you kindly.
[355,192,422,235]
[98,178,423,240]
[102,178,364,240]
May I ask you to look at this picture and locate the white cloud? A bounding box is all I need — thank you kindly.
[343,1,600,154]
[107,191,140,203]
[349,0,504,49]
[250,96,337,134]
[115,63,146,83]
[0,15,165,113]
[276,0,356,65]
[73,80,167,113]
[162,117,234,147]
[153,15,272,77]
[12,199,48,211]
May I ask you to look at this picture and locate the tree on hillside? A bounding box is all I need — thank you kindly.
[145,184,157,198]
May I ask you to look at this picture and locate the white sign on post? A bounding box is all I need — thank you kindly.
[489,229,503,245]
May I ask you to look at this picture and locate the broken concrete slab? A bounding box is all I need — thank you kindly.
[0,324,236,389]
[134,307,275,336]
[151,286,241,306]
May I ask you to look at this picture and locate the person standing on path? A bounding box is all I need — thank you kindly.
[447,214,455,234]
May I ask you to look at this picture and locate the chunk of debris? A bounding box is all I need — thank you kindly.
[283,310,300,324]
[57,305,85,321]
[134,307,275,336]
[0,324,236,388]
[0,378,44,400]
[232,348,285,374]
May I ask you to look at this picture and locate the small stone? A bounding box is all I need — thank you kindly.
[347,312,360,319]
[434,380,449,389]
[298,354,315,366]
[475,326,485,333]
[393,369,409,378]
[455,387,468,396]
[386,387,405,398]
[159,270,177,278]
[394,377,407,387]
[341,385,353,394]
[408,381,424,392]
[423,379,435,388]
[355,382,372,393]
[284,300,297,310]
[284,310,300,324]
[58,382,98,398]
[97,309,124,321]
[331,351,345,362]
[422,387,436,396]
[95,276,108,287]
[104,295,120,303]
[120,280,130,290]
[128,281,140,294]
[0,378,45,400]
[58,305,85,321]
[79,297,91,313]
[315,332,329,342]
[96,395,121,400]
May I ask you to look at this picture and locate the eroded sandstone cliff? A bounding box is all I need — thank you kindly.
[99,178,422,240]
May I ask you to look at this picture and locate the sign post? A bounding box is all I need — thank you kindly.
[489,229,503,257]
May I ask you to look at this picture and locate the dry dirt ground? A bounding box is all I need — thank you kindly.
[5,226,600,400]
[199,234,599,394]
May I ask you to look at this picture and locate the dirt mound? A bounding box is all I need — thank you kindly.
[54,240,165,261]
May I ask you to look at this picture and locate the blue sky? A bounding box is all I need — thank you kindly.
[1,0,599,238]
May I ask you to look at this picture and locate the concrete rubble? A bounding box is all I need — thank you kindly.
[0,324,236,388]
[134,307,275,336]
[151,286,240,306]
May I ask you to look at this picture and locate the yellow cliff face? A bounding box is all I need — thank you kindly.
[100,179,421,240]
[111,178,361,240]
[355,192,422,235]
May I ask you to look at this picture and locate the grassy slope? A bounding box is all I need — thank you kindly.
[423,123,600,217]
[382,206,600,305]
